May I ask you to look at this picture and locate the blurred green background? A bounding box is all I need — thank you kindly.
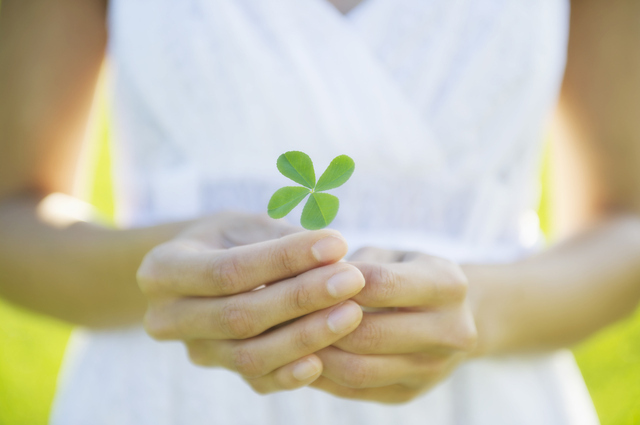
[0,21,639,425]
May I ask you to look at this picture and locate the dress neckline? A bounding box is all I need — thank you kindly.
[322,0,373,18]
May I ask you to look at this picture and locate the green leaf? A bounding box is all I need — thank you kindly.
[277,151,316,189]
[314,155,355,192]
[300,192,339,230]
[267,186,311,219]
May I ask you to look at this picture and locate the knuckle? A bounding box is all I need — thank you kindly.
[349,246,377,261]
[136,263,155,294]
[231,345,266,378]
[431,258,469,302]
[456,325,478,352]
[209,254,244,295]
[186,341,215,367]
[447,265,469,300]
[247,380,271,395]
[447,314,478,352]
[219,300,257,339]
[136,247,168,295]
[356,246,377,256]
[142,309,175,341]
[348,319,383,354]
[293,326,318,353]
[271,244,299,276]
[288,283,314,312]
[255,213,273,226]
[175,302,213,339]
[368,265,400,302]
[342,357,374,388]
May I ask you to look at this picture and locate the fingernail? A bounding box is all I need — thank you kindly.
[327,303,361,334]
[292,358,321,381]
[326,268,364,298]
[311,235,346,263]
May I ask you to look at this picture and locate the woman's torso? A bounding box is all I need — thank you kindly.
[51,1,599,424]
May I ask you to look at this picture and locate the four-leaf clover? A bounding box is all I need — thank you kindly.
[267,151,355,230]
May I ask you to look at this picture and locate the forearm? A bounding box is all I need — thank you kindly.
[0,194,189,327]
[466,214,640,356]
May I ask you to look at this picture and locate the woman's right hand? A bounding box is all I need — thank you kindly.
[136,212,365,394]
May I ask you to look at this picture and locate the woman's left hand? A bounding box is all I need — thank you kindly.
[309,247,478,404]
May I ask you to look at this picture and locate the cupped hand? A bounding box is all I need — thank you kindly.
[137,212,365,394]
[310,247,477,404]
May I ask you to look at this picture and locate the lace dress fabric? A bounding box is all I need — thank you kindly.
[51,0,599,423]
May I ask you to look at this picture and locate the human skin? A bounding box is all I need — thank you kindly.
[1,0,640,403]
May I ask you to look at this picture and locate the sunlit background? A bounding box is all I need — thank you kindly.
[1,25,640,425]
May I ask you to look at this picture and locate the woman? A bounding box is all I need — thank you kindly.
[1,0,639,423]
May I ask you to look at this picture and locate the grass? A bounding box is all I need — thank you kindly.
[574,311,640,424]
[0,303,71,425]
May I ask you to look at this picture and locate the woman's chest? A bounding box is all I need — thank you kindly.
[108,0,569,240]
[109,0,567,178]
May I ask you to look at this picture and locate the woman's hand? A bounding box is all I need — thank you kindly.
[310,247,477,404]
[137,212,365,394]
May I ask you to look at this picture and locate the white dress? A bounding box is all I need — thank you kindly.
[51,0,600,423]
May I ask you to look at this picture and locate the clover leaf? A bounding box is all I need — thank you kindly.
[268,151,355,230]
[277,151,316,189]
[315,155,355,192]
[267,186,311,219]
[300,192,340,230]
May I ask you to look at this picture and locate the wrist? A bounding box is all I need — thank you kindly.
[462,263,517,358]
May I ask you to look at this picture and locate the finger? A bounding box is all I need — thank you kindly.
[349,257,468,308]
[150,263,365,340]
[214,213,303,248]
[176,212,302,248]
[347,246,405,262]
[138,229,348,297]
[315,346,445,389]
[245,355,323,394]
[333,309,477,355]
[217,301,363,379]
[309,376,421,404]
